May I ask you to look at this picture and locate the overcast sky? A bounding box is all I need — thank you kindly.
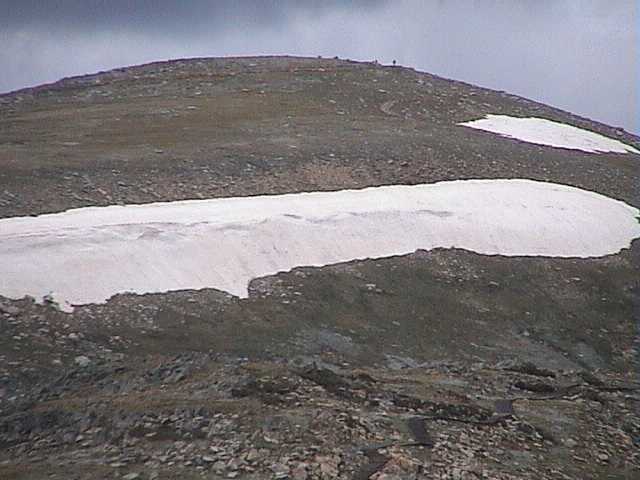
[1,0,637,133]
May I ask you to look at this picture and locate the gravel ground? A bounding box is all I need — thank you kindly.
[1,56,639,479]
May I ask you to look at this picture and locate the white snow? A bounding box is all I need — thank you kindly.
[1,179,639,311]
[459,115,640,154]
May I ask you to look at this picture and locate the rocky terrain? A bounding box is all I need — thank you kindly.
[1,56,639,479]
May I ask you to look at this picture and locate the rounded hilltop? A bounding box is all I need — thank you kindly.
[1,56,638,218]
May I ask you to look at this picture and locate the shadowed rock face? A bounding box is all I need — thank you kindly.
[0,57,639,480]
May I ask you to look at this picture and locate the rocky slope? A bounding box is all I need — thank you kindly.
[1,56,639,479]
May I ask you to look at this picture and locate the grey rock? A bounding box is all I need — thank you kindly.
[245,448,261,462]
[291,464,309,480]
[0,303,20,316]
[74,355,91,368]
[564,438,578,448]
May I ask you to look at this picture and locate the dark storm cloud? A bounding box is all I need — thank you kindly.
[0,1,383,30]
[0,0,637,133]
[0,1,269,31]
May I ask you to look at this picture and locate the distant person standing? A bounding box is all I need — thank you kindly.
[392,60,397,67]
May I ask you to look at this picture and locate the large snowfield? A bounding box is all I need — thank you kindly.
[459,115,640,154]
[1,179,639,311]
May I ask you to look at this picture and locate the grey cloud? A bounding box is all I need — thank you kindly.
[0,1,384,30]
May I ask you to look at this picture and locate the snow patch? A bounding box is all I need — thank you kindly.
[459,115,640,154]
[1,179,639,311]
